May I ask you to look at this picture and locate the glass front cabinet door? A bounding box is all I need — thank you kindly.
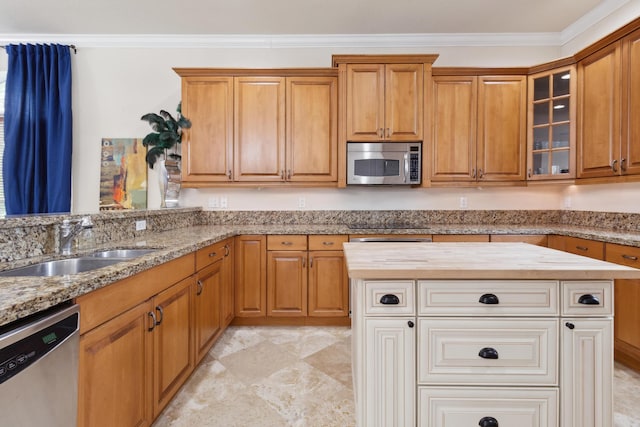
[528,65,576,180]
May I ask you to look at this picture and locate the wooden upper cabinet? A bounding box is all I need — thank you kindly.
[286,76,338,182]
[577,43,622,179]
[346,63,423,141]
[234,76,286,181]
[430,73,526,183]
[180,77,233,183]
[622,27,640,176]
[430,76,477,182]
[477,76,527,181]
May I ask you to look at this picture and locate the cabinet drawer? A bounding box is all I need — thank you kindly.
[418,318,558,385]
[267,235,308,251]
[561,280,613,316]
[418,387,558,427]
[605,243,640,268]
[556,236,604,260]
[308,235,347,251]
[195,240,226,271]
[364,280,415,315]
[418,280,559,316]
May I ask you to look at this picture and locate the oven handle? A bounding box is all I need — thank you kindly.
[404,153,409,183]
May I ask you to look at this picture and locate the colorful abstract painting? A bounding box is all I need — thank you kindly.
[99,138,147,210]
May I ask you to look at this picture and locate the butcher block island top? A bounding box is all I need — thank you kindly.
[343,242,640,280]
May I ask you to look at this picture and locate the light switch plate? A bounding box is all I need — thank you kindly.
[135,220,147,231]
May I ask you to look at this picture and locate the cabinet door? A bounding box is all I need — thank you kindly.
[234,235,266,317]
[181,76,233,183]
[194,260,222,364]
[577,43,622,178]
[234,77,285,181]
[267,250,308,316]
[308,250,349,317]
[364,318,415,427]
[221,240,235,327]
[346,64,385,141]
[561,318,613,427]
[477,76,527,181]
[385,63,423,141]
[78,301,153,427]
[622,27,640,176]
[286,76,338,182]
[153,276,194,417]
[430,76,477,182]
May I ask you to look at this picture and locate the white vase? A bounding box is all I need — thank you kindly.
[157,158,168,208]
[164,158,182,208]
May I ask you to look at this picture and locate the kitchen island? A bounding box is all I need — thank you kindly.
[343,242,640,427]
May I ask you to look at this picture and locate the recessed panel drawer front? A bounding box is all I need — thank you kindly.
[364,280,415,315]
[418,318,558,385]
[418,280,559,316]
[418,387,559,427]
[266,235,308,251]
[562,280,613,316]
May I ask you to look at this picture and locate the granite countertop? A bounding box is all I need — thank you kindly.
[343,242,640,280]
[1,222,640,327]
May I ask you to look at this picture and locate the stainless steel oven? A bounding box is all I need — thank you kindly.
[347,142,422,185]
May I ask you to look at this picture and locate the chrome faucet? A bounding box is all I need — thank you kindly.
[59,216,94,255]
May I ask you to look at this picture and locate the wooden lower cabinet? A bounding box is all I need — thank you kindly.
[490,234,548,246]
[606,243,640,371]
[547,235,604,260]
[194,259,223,364]
[267,249,308,316]
[432,234,489,242]
[221,239,235,327]
[78,301,153,427]
[308,250,349,317]
[234,235,267,317]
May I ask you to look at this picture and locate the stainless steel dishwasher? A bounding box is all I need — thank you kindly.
[0,303,79,426]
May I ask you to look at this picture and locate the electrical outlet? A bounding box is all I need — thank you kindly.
[298,197,306,208]
[208,197,219,208]
[220,196,228,208]
[563,196,572,209]
[459,196,468,209]
[135,220,147,231]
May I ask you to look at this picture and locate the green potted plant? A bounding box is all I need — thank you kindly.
[141,103,191,207]
[140,103,192,169]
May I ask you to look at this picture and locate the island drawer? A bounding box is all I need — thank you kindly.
[418,387,558,427]
[364,280,415,315]
[417,318,558,386]
[417,280,559,316]
[561,280,613,316]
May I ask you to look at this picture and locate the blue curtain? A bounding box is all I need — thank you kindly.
[3,44,73,214]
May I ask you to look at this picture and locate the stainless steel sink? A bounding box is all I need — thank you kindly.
[0,257,123,277]
[87,249,157,259]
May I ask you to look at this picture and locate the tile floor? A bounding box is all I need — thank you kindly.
[154,326,640,427]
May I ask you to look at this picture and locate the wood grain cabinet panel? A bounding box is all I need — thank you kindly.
[194,260,223,364]
[308,250,349,317]
[622,27,640,176]
[267,250,308,316]
[234,235,267,317]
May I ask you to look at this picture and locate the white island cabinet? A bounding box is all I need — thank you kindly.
[343,242,640,427]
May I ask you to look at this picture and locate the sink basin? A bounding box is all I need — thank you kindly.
[87,249,157,259]
[0,257,123,277]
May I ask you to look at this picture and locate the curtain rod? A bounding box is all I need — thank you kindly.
[1,44,77,54]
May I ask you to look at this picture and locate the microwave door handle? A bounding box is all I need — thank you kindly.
[404,153,409,183]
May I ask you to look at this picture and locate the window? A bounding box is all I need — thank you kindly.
[0,70,5,215]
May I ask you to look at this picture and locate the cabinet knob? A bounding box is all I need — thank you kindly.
[578,294,600,305]
[407,320,414,328]
[478,347,499,359]
[380,294,400,305]
[565,322,575,330]
[479,416,499,427]
[479,293,499,305]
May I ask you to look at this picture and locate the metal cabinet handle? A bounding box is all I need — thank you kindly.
[280,170,285,180]
[380,294,400,305]
[622,254,638,261]
[575,245,588,251]
[385,128,390,138]
[302,258,306,268]
[287,169,291,180]
[378,128,384,138]
[309,257,313,268]
[479,293,499,305]
[155,306,164,326]
[527,168,532,178]
[478,168,484,178]
[224,244,230,257]
[148,311,157,332]
[611,159,618,173]
[208,252,217,258]
[578,294,600,305]
[196,280,204,296]
[322,241,334,246]
[478,347,499,359]
[621,158,627,171]
[281,241,293,246]
[472,168,476,179]
[227,170,232,180]
[479,416,499,427]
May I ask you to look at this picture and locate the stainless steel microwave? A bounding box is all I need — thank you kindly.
[347,142,422,185]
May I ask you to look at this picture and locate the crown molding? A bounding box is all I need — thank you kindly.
[0,32,562,49]
[560,0,632,45]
